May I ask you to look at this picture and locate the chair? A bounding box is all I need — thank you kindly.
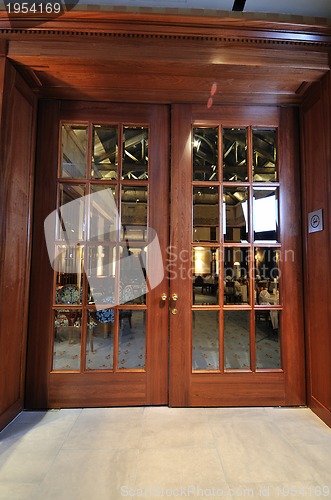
[256,310,271,326]
[256,291,272,328]
[224,282,235,304]
[119,310,132,329]
[194,276,205,294]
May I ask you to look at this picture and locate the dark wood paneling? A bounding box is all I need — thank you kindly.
[6,38,327,105]
[169,104,193,407]
[48,373,147,408]
[279,107,306,405]
[0,58,4,108]
[301,74,331,428]
[189,373,285,406]
[146,105,170,405]
[25,100,60,409]
[7,42,328,72]
[37,88,306,106]
[191,104,279,126]
[0,59,37,430]
[0,40,8,57]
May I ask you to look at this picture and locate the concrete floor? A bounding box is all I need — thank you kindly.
[0,406,330,499]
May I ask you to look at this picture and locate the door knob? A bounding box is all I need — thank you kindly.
[171,293,178,301]
[161,293,168,301]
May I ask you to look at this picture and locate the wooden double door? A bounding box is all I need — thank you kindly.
[26,101,306,409]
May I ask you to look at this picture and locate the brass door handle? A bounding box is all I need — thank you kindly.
[161,293,168,301]
[170,293,178,315]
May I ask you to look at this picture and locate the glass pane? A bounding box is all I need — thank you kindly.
[122,127,148,180]
[192,127,218,181]
[254,247,280,292]
[121,186,147,242]
[193,186,219,242]
[223,187,249,243]
[253,188,279,242]
[61,124,87,178]
[86,309,114,370]
[92,125,118,180]
[120,247,147,305]
[224,311,250,370]
[56,283,83,306]
[57,184,86,241]
[193,248,219,305]
[253,129,277,182]
[192,311,219,370]
[90,185,117,242]
[255,311,281,368]
[223,128,247,181]
[54,245,84,305]
[118,310,146,369]
[53,309,82,370]
[224,248,249,304]
[86,247,116,307]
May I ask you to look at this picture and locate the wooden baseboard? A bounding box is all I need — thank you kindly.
[310,396,331,428]
[0,401,22,432]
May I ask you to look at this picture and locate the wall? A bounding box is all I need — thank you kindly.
[301,73,331,427]
[0,59,37,430]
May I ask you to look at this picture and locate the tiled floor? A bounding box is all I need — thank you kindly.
[0,407,330,499]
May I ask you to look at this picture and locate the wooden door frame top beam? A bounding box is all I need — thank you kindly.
[0,11,330,106]
[0,10,331,45]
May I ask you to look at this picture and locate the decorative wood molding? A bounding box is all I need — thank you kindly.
[0,11,331,47]
[0,29,330,47]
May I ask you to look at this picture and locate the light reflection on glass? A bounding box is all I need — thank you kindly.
[253,188,279,242]
[224,310,250,370]
[255,311,281,369]
[253,129,277,182]
[61,124,87,178]
[53,309,82,370]
[192,311,219,370]
[118,310,146,369]
[193,127,218,181]
[223,187,249,243]
[122,127,148,180]
[223,128,247,181]
[89,185,117,242]
[193,186,219,242]
[193,247,219,305]
[57,184,86,241]
[92,125,118,180]
[86,309,114,370]
[121,186,147,241]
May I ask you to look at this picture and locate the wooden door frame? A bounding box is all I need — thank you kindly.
[25,99,305,409]
[0,60,37,429]
[25,100,170,408]
[169,103,306,407]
